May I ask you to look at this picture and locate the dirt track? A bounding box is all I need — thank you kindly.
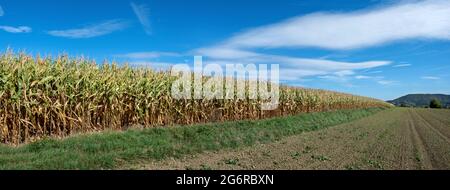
[130,108,450,170]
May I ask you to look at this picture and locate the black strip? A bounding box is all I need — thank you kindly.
[0,170,448,188]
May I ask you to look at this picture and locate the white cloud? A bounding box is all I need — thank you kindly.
[377,80,398,85]
[0,26,32,33]
[47,20,128,39]
[318,75,350,81]
[355,75,372,79]
[196,48,259,60]
[202,59,316,81]
[334,70,355,77]
[192,1,433,82]
[368,70,383,74]
[317,74,359,87]
[393,63,412,67]
[117,51,181,59]
[218,0,450,50]
[0,5,4,16]
[197,48,390,70]
[196,47,390,80]
[131,2,152,35]
[421,76,440,80]
[279,69,327,81]
[356,75,393,85]
[315,70,355,82]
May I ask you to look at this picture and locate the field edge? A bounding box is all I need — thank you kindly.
[0,108,387,169]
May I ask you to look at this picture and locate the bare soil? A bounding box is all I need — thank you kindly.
[128,108,450,170]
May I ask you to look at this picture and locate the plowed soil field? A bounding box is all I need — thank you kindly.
[134,108,450,170]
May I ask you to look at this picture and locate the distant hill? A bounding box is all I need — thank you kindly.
[388,94,450,108]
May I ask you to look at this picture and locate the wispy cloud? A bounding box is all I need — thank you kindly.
[393,63,412,67]
[196,47,391,81]
[0,6,31,34]
[355,75,372,79]
[0,26,32,33]
[421,76,440,80]
[193,1,446,81]
[196,48,259,60]
[0,5,4,16]
[218,0,450,50]
[355,75,396,85]
[367,70,383,74]
[47,20,128,39]
[117,51,181,59]
[131,2,152,35]
[318,75,348,81]
[377,80,398,85]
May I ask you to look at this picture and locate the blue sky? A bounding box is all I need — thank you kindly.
[0,0,449,100]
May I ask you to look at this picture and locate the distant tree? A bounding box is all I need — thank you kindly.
[399,102,413,107]
[429,99,442,109]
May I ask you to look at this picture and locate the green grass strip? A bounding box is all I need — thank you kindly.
[0,108,385,169]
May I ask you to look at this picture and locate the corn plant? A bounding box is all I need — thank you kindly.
[0,51,393,144]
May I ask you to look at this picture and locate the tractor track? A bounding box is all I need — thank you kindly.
[407,110,433,169]
[415,110,450,141]
[408,109,450,169]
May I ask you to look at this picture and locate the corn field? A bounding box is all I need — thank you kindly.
[0,52,393,144]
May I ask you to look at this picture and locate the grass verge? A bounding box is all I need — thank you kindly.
[0,108,385,169]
